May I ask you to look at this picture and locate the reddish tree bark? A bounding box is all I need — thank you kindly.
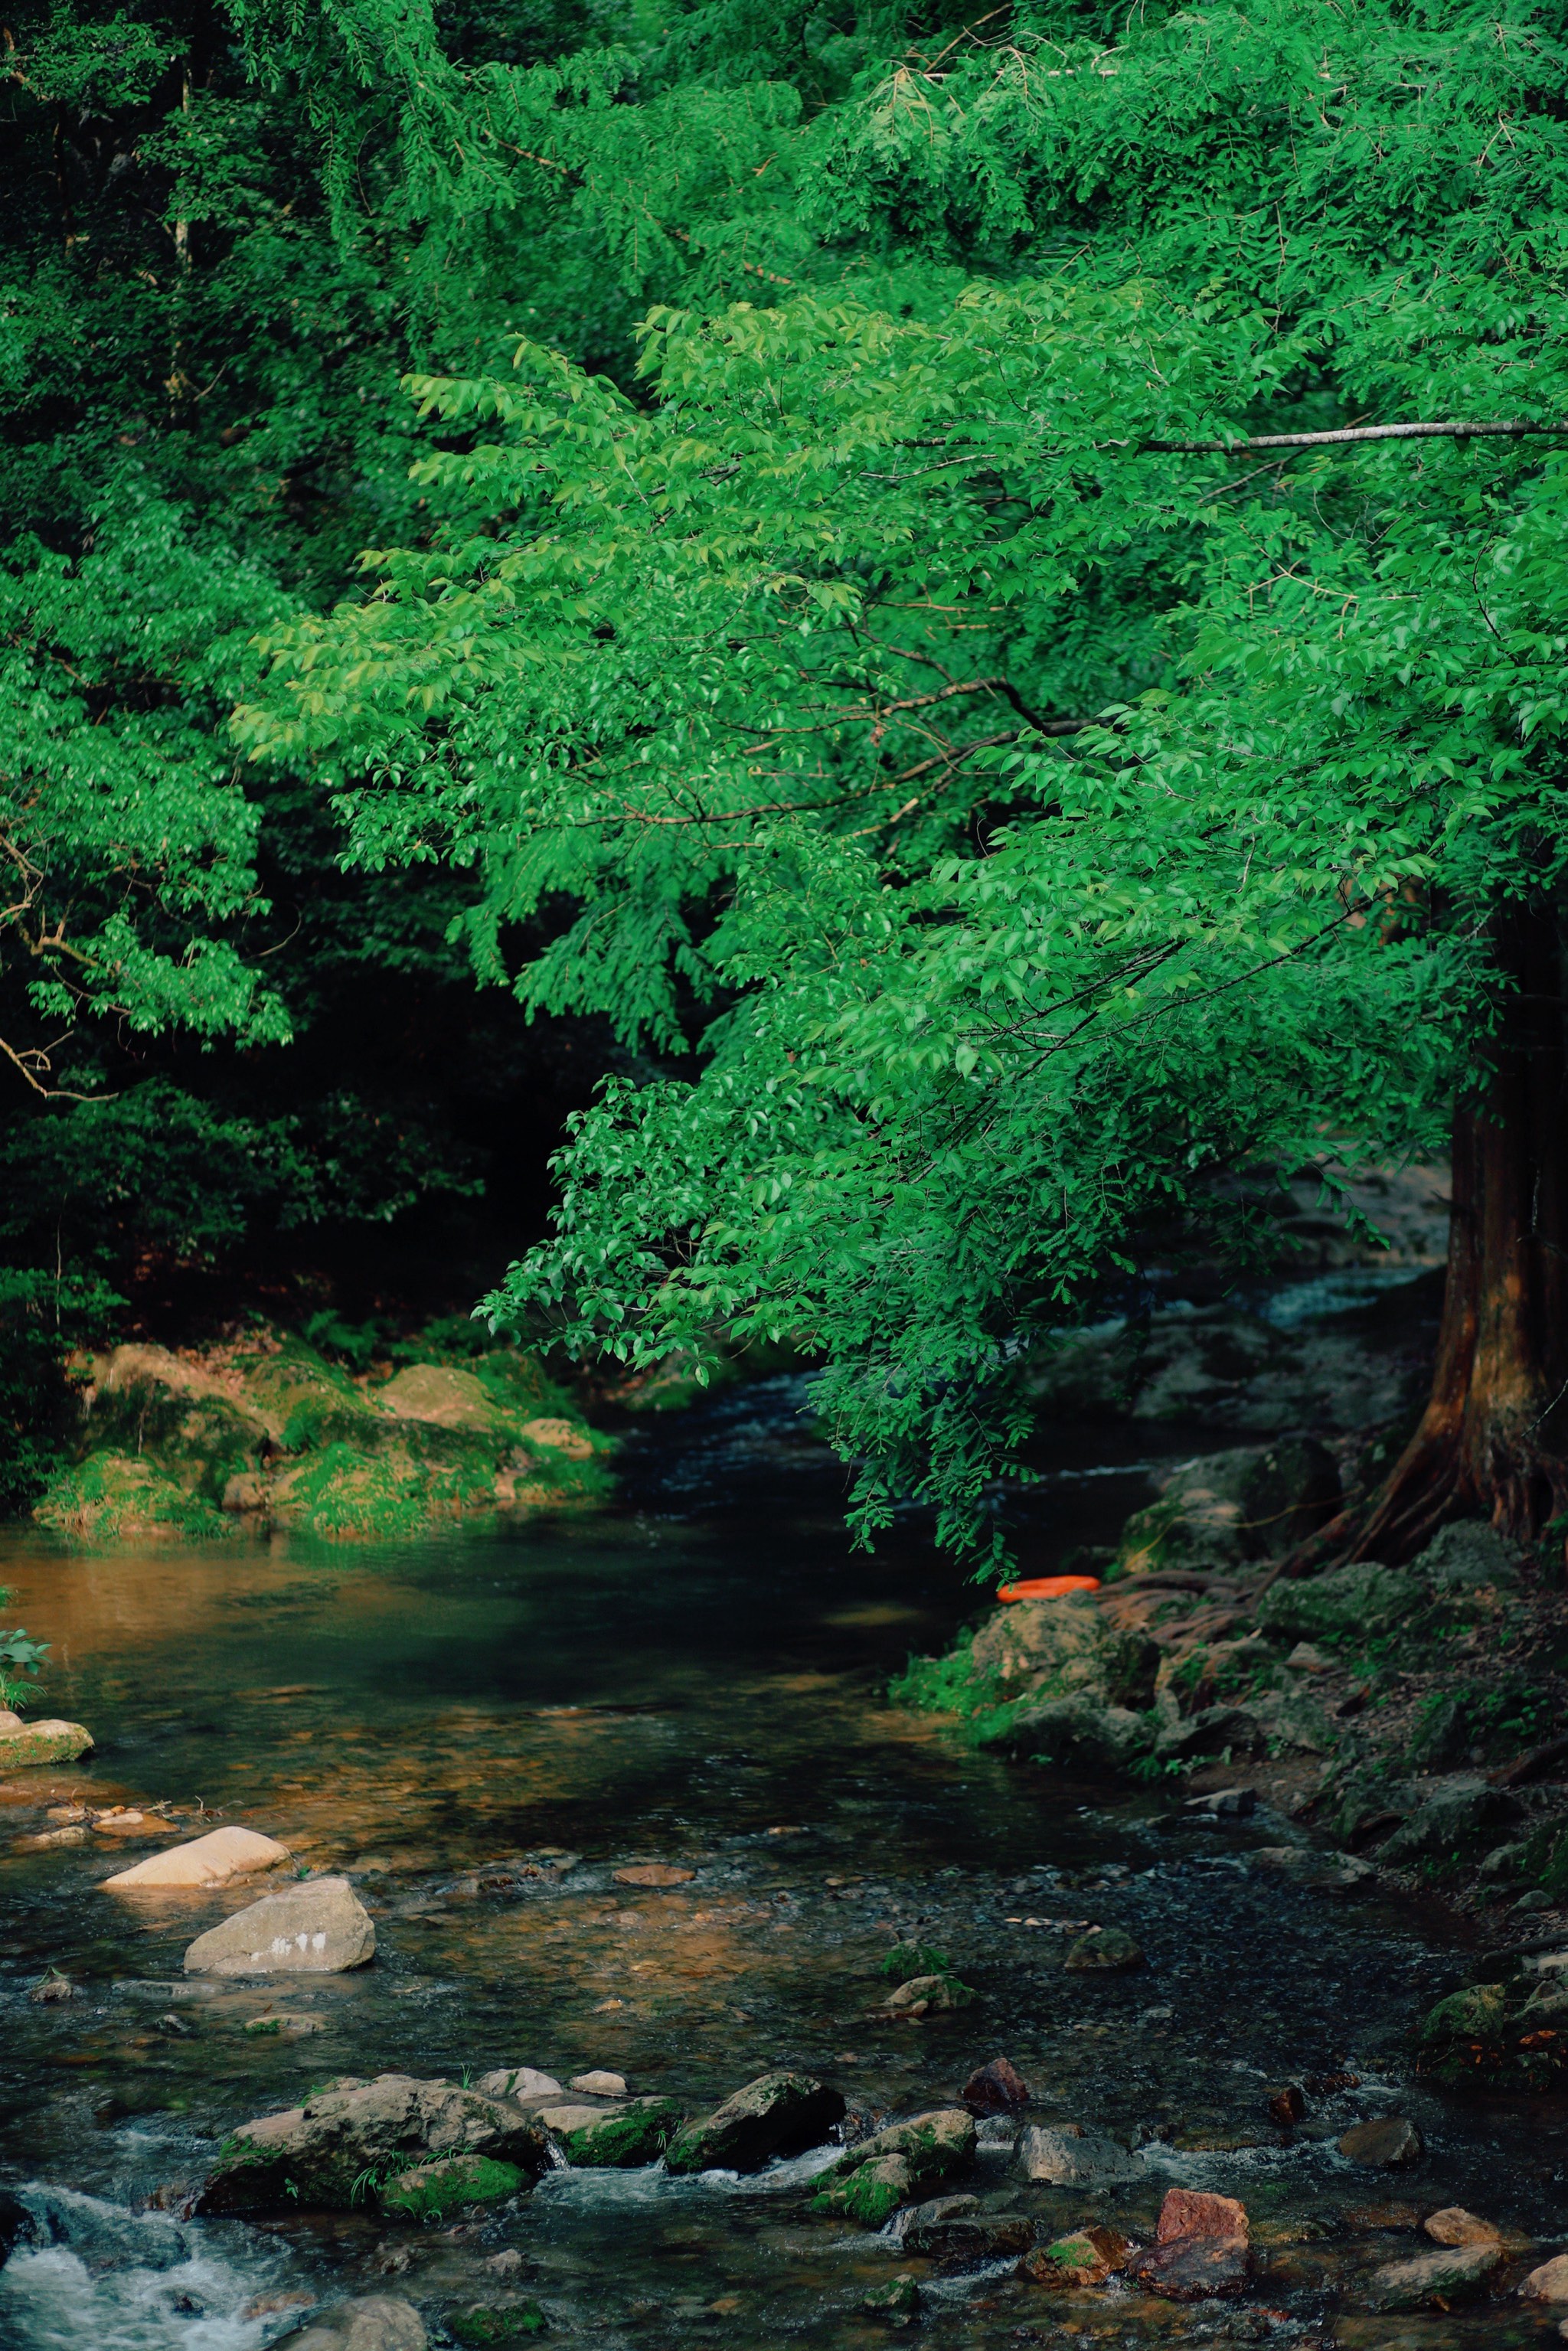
[1350,899,1568,1562]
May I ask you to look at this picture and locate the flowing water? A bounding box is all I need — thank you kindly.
[1,1365,1564,2348]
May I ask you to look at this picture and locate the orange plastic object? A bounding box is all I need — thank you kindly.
[996,1574,1102,1603]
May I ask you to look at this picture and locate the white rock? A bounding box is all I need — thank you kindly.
[183,1876,375,1975]
[569,2070,626,2097]
[103,1825,291,1890]
[478,2065,563,2102]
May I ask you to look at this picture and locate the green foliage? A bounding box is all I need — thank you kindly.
[888,1634,1019,1744]
[238,0,1568,1561]
[0,1627,51,1715]
[878,1940,953,1982]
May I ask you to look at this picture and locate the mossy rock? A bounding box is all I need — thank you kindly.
[557,2098,683,2167]
[815,2107,976,2225]
[230,1336,374,1445]
[448,2306,547,2346]
[1416,1977,1568,2090]
[810,2153,911,2225]
[84,1380,263,1506]
[35,1452,235,1543]
[0,1719,94,1770]
[1256,1562,1426,1647]
[380,2154,527,2222]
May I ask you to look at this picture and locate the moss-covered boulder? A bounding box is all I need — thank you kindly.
[812,2108,975,2225]
[35,1452,235,1543]
[38,1331,611,1545]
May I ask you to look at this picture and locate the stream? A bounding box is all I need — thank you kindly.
[1,1355,1565,2349]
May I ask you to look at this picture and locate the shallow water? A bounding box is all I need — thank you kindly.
[1,1373,1563,2347]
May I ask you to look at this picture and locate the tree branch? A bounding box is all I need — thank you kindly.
[1143,420,1568,454]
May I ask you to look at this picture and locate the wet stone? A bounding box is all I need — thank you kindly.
[862,2274,920,2321]
[478,2069,561,2104]
[1134,2235,1251,2299]
[902,2210,1034,2264]
[182,1875,376,1976]
[815,2108,976,2223]
[1017,2123,1139,2186]
[1523,2254,1568,2300]
[446,2307,548,2346]
[550,2097,683,2168]
[103,1823,290,1889]
[1018,2223,1129,2287]
[1423,2206,1500,2247]
[962,2055,1030,2114]
[880,1971,972,2015]
[663,2070,844,2174]
[1339,2115,1423,2167]
[1364,2242,1502,2310]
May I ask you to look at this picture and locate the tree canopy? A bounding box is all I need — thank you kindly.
[237,0,1568,1561]
[9,0,1568,1553]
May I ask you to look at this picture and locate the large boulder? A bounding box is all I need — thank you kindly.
[663,2072,844,2174]
[183,1876,376,1975]
[968,1595,1158,1712]
[103,1824,289,1890]
[198,2074,550,2213]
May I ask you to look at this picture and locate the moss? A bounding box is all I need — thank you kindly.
[558,2098,682,2168]
[809,2157,910,2225]
[888,1634,1022,1745]
[35,1452,235,1543]
[448,2307,547,2345]
[379,2154,526,2222]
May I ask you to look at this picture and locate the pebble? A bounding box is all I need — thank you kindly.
[613,1864,694,1887]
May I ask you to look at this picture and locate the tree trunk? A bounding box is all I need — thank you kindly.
[1349,897,1568,1562]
